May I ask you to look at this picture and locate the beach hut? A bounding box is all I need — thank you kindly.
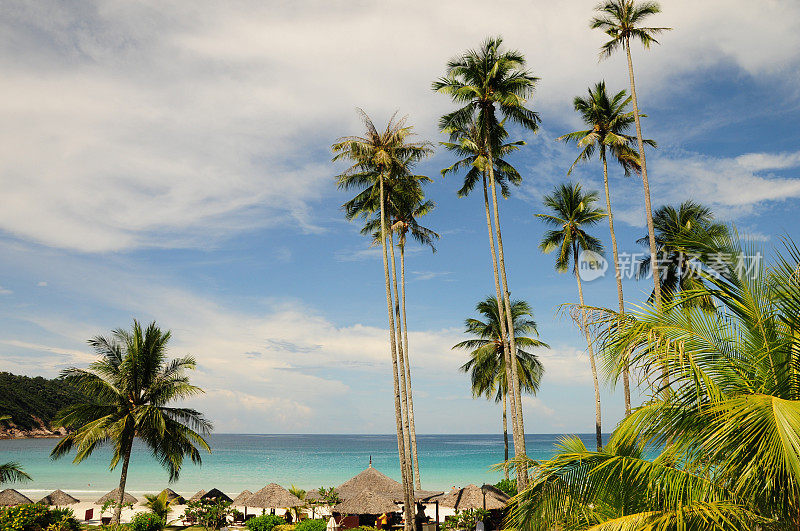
[333,490,399,515]
[200,488,232,502]
[158,488,186,505]
[336,466,404,500]
[0,489,32,506]
[37,489,80,506]
[95,488,138,505]
[433,484,509,511]
[246,483,302,514]
[232,489,253,519]
[189,489,206,501]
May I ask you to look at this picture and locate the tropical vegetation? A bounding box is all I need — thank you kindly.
[0,415,31,484]
[332,110,433,529]
[455,296,547,477]
[0,504,80,531]
[434,36,540,489]
[51,320,212,524]
[558,81,651,416]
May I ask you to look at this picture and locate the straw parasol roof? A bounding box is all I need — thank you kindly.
[159,488,186,504]
[433,484,509,511]
[37,489,80,506]
[95,488,138,505]
[246,483,302,508]
[337,466,404,500]
[304,488,323,502]
[0,489,32,506]
[232,490,253,506]
[189,489,206,501]
[200,488,232,502]
[333,490,399,515]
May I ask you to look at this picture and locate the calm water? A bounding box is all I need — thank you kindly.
[0,434,597,500]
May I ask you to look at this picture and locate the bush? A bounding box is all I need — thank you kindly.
[183,498,232,530]
[294,518,327,531]
[493,479,516,497]
[246,514,287,531]
[129,512,164,531]
[274,524,296,531]
[0,504,81,531]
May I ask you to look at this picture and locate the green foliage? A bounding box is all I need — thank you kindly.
[143,491,173,521]
[442,509,488,531]
[245,514,286,531]
[314,487,341,506]
[273,524,296,531]
[0,372,84,431]
[129,512,164,531]
[0,503,80,531]
[494,478,517,497]
[455,296,546,402]
[184,498,232,530]
[293,518,326,531]
[510,235,800,529]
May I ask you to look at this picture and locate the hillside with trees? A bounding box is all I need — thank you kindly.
[0,372,83,438]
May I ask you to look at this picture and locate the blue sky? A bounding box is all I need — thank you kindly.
[1,0,799,435]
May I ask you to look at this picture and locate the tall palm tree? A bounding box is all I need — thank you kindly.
[637,201,728,310]
[51,320,212,524]
[455,297,547,479]
[0,415,31,484]
[333,111,432,530]
[435,39,539,486]
[510,235,800,529]
[558,81,653,416]
[353,159,435,493]
[591,1,670,312]
[536,183,606,450]
[394,193,438,491]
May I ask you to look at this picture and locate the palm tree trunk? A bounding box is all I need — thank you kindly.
[502,391,509,481]
[486,157,527,488]
[625,39,668,396]
[601,150,631,416]
[389,230,415,501]
[481,173,520,483]
[112,433,134,524]
[400,243,422,490]
[575,265,602,451]
[379,173,412,531]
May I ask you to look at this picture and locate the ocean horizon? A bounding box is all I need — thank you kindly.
[1,433,602,500]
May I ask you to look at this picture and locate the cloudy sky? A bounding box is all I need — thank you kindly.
[1,0,799,434]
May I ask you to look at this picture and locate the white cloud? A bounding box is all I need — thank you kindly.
[36,281,48,287]
[0,0,796,252]
[0,285,11,295]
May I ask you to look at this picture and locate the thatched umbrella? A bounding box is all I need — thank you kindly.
[336,466,404,500]
[95,488,138,505]
[246,483,302,510]
[233,489,253,517]
[333,490,399,515]
[189,489,206,501]
[37,489,80,506]
[433,484,509,511]
[200,488,232,502]
[158,488,186,505]
[0,488,32,506]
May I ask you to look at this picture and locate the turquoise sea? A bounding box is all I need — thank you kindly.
[0,434,598,500]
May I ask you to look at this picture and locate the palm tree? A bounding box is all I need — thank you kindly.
[0,415,31,484]
[288,485,307,521]
[51,320,212,524]
[434,38,539,486]
[143,491,174,522]
[591,1,670,312]
[509,235,800,528]
[558,81,654,416]
[455,297,547,479]
[536,183,606,450]
[349,157,434,495]
[333,111,432,530]
[637,201,728,310]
